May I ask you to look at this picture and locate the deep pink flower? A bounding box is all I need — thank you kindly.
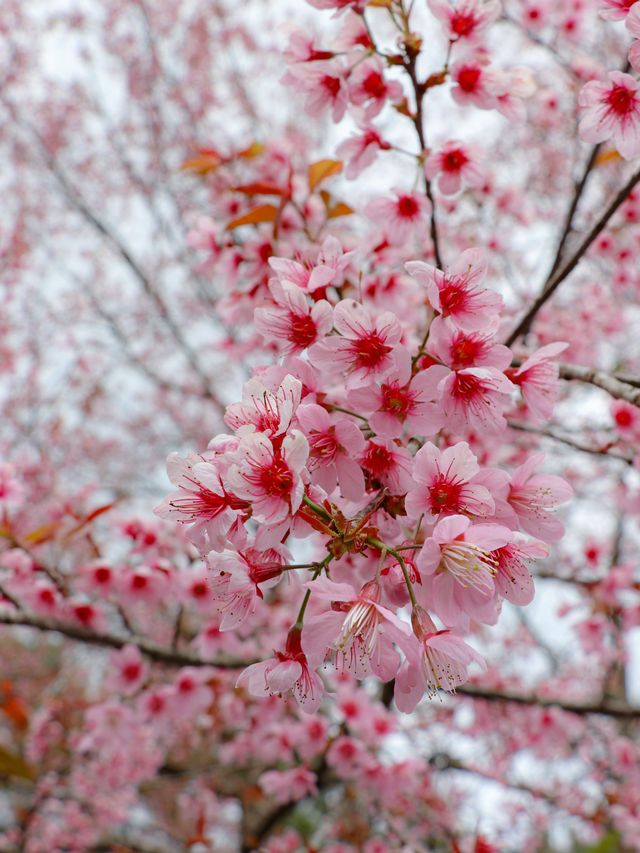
[394,606,486,712]
[492,536,547,606]
[268,235,355,295]
[507,454,573,543]
[450,54,502,109]
[439,366,514,434]
[417,515,511,626]
[579,71,640,160]
[424,141,483,196]
[347,349,444,439]
[365,189,431,244]
[405,441,495,522]
[359,437,413,494]
[236,627,324,713]
[427,316,512,371]
[599,0,638,21]
[254,280,333,354]
[302,577,412,679]
[336,126,391,178]
[286,60,350,122]
[309,299,402,388]
[224,430,309,525]
[295,403,366,500]
[225,374,301,438]
[348,57,404,119]
[108,644,148,696]
[406,248,502,331]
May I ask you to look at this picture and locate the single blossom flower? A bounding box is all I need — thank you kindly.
[506,341,567,422]
[359,437,413,494]
[348,56,404,119]
[599,0,638,21]
[365,189,431,244]
[394,606,486,712]
[579,71,640,160]
[450,54,502,109]
[427,316,512,372]
[425,141,484,196]
[336,126,391,178]
[224,374,302,438]
[269,235,356,295]
[405,441,495,522]
[254,280,333,354]
[428,0,501,41]
[507,453,573,542]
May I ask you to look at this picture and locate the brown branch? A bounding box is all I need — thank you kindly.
[505,167,640,346]
[558,362,640,407]
[0,609,250,669]
[507,420,634,464]
[455,684,640,719]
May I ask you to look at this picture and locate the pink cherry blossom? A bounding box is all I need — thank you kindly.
[427,316,512,371]
[108,644,148,696]
[507,341,568,422]
[492,536,548,605]
[254,280,333,354]
[286,60,350,122]
[507,453,574,542]
[359,437,413,494]
[295,402,366,500]
[405,441,495,522]
[450,54,502,109]
[406,248,502,331]
[438,366,514,433]
[599,0,638,20]
[308,299,402,388]
[347,349,444,439]
[425,140,484,196]
[348,57,404,119]
[365,188,431,244]
[336,126,391,178]
[394,606,486,712]
[579,71,640,160]
[429,0,501,42]
[225,374,302,438]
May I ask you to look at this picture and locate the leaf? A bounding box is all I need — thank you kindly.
[63,502,117,541]
[181,148,223,175]
[308,159,342,192]
[367,0,393,6]
[225,204,279,230]
[328,201,354,219]
[237,141,265,159]
[232,182,287,197]
[0,745,34,780]
[24,522,59,545]
[595,149,622,166]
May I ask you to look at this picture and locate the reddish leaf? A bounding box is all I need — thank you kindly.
[232,182,287,197]
[181,148,223,175]
[308,159,342,192]
[226,204,279,230]
[328,201,354,219]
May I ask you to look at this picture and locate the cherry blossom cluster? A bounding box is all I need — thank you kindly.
[157,239,572,713]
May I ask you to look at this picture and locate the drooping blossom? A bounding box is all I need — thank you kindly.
[416,514,511,626]
[506,341,567,422]
[347,349,444,439]
[309,299,403,388]
[303,577,411,679]
[406,248,502,331]
[507,454,573,542]
[236,626,324,713]
[424,141,484,196]
[286,60,350,122]
[404,441,495,522]
[492,536,548,605]
[394,606,486,712]
[336,126,391,178]
[578,71,640,160]
[295,403,366,500]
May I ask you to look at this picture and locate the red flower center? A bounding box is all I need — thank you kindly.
[322,75,341,99]
[443,149,468,172]
[362,70,386,99]
[362,442,393,477]
[260,456,293,496]
[607,84,636,116]
[429,476,462,513]
[450,334,483,368]
[457,67,481,92]
[451,12,476,37]
[380,383,412,417]
[288,311,317,348]
[397,195,419,218]
[123,663,141,682]
[439,279,467,315]
[615,408,633,427]
[352,332,391,369]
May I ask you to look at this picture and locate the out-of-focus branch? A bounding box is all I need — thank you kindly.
[507,420,634,464]
[0,608,249,669]
[505,167,640,346]
[557,362,640,407]
[456,684,639,719]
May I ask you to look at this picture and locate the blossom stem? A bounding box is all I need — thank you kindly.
[293,554,334,629]
[367,537,418,608]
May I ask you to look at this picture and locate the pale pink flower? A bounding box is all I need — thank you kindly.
[309,299,402,388]
[507,454,573,543]
[295,403,366,500]
[259,767,318,804]
[207,546,288,630]
[495,67,536,122]
[224,430,308,525]
[579,71,640,160]
[347,349,444,439]
[336,126,391,179]
[450,54,502,109]
[394,606,486,712]
[599,0,638,20]
[359,437,413,494]
[255,280,332,354]
[302,577,411,679]
[286,60,349,122]
[439,366,514,433]
[429,0,501,41]
[425,140,483,196]
[627,5,640,71]
[365,189,431,244]
[507,342,567,422]
[405,441,495,522]
[406,248,502,331]
[348,57,403,119]
[611,399,640,440]
[307,0,365,14]
[117,565,169,606]
[492,536,547,605]
[0,464,24,507]
[269,235,355,294]
[108,644,148,695]
[417,514,511,626]
[169,668,213,716]
[236,627,324,713]
[427,316,512,371]
[154,452,248,552]
[225,374,302,438]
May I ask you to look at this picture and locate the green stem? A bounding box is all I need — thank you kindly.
[367,537,418,608]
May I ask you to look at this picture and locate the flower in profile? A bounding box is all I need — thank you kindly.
[236,627,324,713]
[506,341,567,422]
[394,606,486,712]
[507,454,573,543]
